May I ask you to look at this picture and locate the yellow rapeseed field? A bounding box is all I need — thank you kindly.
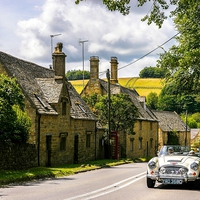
[69,77,164,97]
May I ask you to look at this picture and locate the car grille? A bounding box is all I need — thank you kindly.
[159,166,188,175]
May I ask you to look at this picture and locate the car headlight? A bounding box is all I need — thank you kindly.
[190,162,198,171]
[179,168,186,174]
[148,161,156,169]
[160,167,166,174]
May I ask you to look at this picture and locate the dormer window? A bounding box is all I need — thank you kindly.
[61,97,68,115]
[62,101,66,115]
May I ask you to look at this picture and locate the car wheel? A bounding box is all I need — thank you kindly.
[147,177,155,188]
[190,180,200,189]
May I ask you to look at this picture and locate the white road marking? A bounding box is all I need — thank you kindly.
[65,171,146,200]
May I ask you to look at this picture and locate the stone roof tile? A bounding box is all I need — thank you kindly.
[152,110,190,132]
[99,79,157,121]
[67,82,97,120]
[0,51,96,120]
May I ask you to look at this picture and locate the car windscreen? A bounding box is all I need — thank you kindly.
[158,146,190,156]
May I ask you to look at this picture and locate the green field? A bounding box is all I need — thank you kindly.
[69,77,164,97]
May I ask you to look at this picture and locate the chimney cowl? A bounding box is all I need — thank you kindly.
[111,56,118,61]
[90,56,99,60]
[54,42,63,53]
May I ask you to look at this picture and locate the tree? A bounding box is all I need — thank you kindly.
[181,112,200,129]
[139,66,167,78]
[66,70,90,80]
[155,1,200,115]
[167,131,179,145]
[0,74,31,143]
[75,0,192,28]
[156,1,200,96]
[157,83,200,114]
[157,93,177,112]
[146,92,158,110]
[83,93,138,134]
[192,113,200,127]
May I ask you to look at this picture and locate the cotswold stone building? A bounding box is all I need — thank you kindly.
[153,110,190,148]
[81,56,159,158]
[0,43,104,166]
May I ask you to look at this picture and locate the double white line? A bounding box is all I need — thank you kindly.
[65,171,146,200]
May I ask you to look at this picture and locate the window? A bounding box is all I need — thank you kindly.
[86,134,91,148]
[150,122,153,130]
[139,121,142,130]
[139,137,143,149]
[62,101,66,115]
[61,97,68,115]
[150,138,153,148]
[60,137,66,151]
[59,132,68,151]
[130,138,134,151]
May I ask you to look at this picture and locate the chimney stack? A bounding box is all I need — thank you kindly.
[137,96,147,110]
[110,57,118,84]
[52,42,66,78]
[90,56,99,82]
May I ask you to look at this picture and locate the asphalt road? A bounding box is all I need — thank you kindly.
[0,163,200,200]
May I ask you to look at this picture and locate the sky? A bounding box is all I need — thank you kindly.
[0,0,177,78]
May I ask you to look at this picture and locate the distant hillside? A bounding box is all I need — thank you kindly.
[69,77,164,97]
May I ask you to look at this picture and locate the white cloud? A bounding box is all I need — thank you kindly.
[0,0,177,77]
[66,45,78,53]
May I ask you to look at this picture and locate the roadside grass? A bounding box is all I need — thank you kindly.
[0,158,151,186]
[0,159,136,186]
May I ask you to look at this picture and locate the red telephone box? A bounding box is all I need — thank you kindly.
[110,131,119,159]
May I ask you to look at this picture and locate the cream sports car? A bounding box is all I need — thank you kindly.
[146,145,200,188]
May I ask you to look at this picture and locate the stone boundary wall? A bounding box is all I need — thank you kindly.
[0,143,37,170]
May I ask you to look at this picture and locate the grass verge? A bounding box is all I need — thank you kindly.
[0,159,135,186]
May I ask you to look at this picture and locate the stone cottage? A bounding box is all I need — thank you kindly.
[153,110,190,148]
[81,56,159,159]
[0,43,104,166]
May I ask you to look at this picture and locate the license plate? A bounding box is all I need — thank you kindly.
[162,179,183,185]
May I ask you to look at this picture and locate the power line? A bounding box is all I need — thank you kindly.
[99,32,179,77]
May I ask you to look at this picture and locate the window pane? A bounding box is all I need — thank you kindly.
[60,137,66,150]
[86,134,90,148]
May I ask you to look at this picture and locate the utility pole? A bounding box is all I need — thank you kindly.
[185,109,188,146]
[79,39,89,89]
[106,69,111,158]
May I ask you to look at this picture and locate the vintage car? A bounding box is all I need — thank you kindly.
[146,145,200,188]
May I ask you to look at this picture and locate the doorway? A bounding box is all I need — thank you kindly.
[46,135,52,167]
[74,134,79,163]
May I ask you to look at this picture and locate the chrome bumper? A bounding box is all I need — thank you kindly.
[147,173,199,183]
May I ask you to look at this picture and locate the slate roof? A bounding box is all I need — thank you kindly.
[36,77,63,104]
[67,82,97,120]
[152,110,190,132]
[0,51,97,121]
[99,79,158,121]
